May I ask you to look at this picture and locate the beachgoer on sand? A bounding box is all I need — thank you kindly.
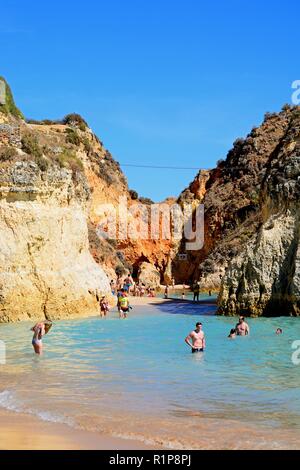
[193,283,200,302]
[185,322,206,353]
[164,285,169,299]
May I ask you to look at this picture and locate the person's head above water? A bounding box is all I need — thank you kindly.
[228,328,236,338]
[195,322,202,332]
[239,316,245,323]
[276,328,283,335]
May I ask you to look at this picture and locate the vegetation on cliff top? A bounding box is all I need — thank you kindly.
[0,77,24,119]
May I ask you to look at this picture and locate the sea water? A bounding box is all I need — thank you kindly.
[1,301,300,449]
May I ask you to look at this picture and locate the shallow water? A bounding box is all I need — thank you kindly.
[1,301,300,449]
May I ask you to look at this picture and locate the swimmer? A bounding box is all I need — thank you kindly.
[31,320,52,355]
[276,328,283,335]
[228,328,236,339]
[185,322,206,353]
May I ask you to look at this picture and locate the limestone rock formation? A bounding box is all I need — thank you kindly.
[172,107,296,291]
[137,262,161,289]
[0,80,113,322]
[0,160,111,322]
[218,106,300,316]
[0,77,171,321]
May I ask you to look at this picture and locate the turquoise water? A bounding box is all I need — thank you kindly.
[1,301,300,449]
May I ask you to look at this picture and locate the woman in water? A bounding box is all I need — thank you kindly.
[31,320,52,355]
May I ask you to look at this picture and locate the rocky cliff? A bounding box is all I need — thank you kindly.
[172,106,296,292]
[0,77,172,322]
[0,79,113,322]
[218,105,300,316]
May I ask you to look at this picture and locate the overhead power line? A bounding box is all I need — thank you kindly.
[120,163,208,170]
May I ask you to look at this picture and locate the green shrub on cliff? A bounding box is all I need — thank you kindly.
[63,113,88,131]
[0,146,18,162]
[55,149,84,173]
[0,77,24,119]
[21,133,43,159]
[129,189,139,200]
[65,128,81,146]
[35,156,49,172]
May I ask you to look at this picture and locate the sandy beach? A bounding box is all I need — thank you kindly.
[0,408,158,450]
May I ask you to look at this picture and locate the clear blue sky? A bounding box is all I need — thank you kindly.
[1,0,299,201]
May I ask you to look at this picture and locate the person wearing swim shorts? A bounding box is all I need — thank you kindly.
[118,291,131,319]
[185,322,206,353]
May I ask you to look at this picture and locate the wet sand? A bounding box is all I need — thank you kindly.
[0,408,158,450]
[128,296,217,307]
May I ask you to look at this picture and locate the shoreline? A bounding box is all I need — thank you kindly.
[0,408,159,450]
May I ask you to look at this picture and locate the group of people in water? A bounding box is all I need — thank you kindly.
[185,317,283,354]
[30,275,284,356]
[184,317,250,353]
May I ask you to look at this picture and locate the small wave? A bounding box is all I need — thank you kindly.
[0,390,23,412]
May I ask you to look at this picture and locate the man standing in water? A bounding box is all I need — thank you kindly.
[235,316,250,336]
[185,322,206,353]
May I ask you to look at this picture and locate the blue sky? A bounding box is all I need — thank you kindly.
[1,0,299,201]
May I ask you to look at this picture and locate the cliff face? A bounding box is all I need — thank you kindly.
[218,106,300,316]
[0,160,111,322]
[172,107,295,290]
[0,77,172,323]
[0,80,113,322]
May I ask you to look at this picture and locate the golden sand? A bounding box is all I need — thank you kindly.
[0,408,157,450]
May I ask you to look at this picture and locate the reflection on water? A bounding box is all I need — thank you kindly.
[0,303,300,449]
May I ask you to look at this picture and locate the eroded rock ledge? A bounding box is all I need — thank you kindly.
[218,107,300,317]
[0,161,110,322]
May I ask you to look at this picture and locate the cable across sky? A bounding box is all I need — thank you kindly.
[120,163,206,170]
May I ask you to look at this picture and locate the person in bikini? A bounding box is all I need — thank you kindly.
[31,320,52,355]
[235,316,250,336]
[185,322,206,353]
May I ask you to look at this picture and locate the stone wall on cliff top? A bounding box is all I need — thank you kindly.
[218,106,300,317]
[0,159,110,323]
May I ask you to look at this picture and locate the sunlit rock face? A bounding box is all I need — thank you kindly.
[218,107,300,317]
[0,161,110,322]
